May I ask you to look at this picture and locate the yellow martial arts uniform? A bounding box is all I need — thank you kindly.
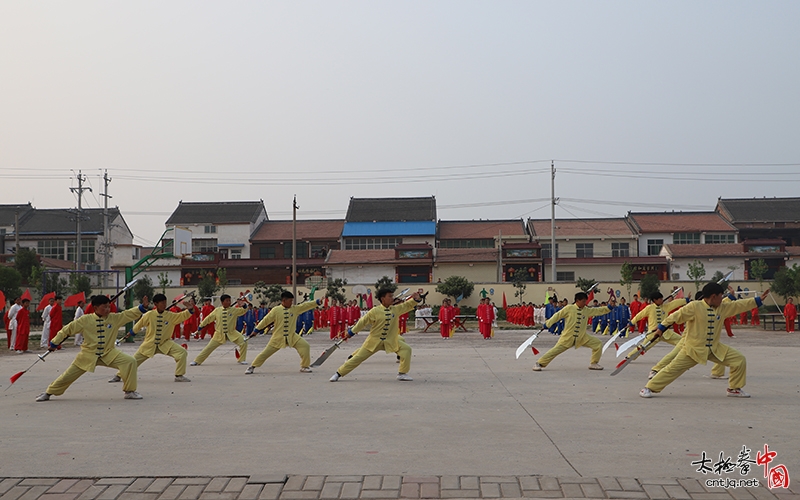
[46,305,147,395]
[630,299,687,346]
[336,298,419,377]
[193,305,247,364]
[646,296,760,393]
[538,304,612,367]
[250,300,319,369]
[116,308,193,378]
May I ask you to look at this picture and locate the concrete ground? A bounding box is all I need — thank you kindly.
[1,325,797,499]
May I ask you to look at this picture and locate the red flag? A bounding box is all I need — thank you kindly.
[502,292,507,310]
[21,289,32,301]
[675,288,685,299]
[0,291,6,308]
[37,292,56,311]
[64,292,85,308]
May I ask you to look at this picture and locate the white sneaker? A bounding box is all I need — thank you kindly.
[532,363,543,371]
[710,374,728,379]
[397,373,413,381]
[300,367,312,373]
[238,361,248,365]
[124,391,143,400]
[329,372,340,382]
[35,393,51,402]
[588,363,604,370]
[726,388,750,398]
[648,370,658,380]
[108,375,122,383]
[639,388,653,398]
[245,366,254,375]
[189,361,199,366]
[174,375,191,382]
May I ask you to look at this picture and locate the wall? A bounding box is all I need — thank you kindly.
[434,263,497,283]
[326,265,396,284]
[637,233,672,256]
[669,257,744,281]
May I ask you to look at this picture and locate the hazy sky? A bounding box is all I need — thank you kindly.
[2,1,799,246]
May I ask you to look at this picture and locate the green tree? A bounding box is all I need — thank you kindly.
[620,262,634,300]
[512,275,526,304]
[253,281,285,306]
[133,275,155,302]
[711,271,728,288]
[157,271,173,293]
[69,273,92,297]
[197,272,219,299]
[435,276,474,303]
[750,259,769,291]
[216,268,228,293]
[0,267,23,300]
[13,247,39,284]
[576,277,598,293]
[640,274,660,301]
[374,276,398,293]
[326,278,348,304]
[686,259,706,292]
[771,264,800,302]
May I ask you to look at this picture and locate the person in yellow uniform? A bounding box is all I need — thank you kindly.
[245,291,321,374]
[35,294,150,402]
[190,294,248,366]
[109,294,196,384]
[533,292,614,371]
[330,289,422,382]
[640,283,769,399]
[628,291,686,349]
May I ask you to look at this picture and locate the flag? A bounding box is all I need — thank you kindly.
[675,288,685,299]
[502,292,507,310]
[21,289,32,301]
[64,292,85,307]
[366,290,373,309]
[455,293,463,304]
[0,291,5,309]
[37,292,56,311]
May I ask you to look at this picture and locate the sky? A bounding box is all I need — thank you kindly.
[2,1,799,247]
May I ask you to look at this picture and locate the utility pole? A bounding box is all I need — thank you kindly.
[100,170,112,286]
[292,195,298,298]
[496,229,503,282]
[550,161,557,283]
[70,171,91,271]
[14,208,20,253]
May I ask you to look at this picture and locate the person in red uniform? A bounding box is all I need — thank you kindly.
[198,298,215,340]
[170,303,183,339]
[329,300,341,339]
[785,298,797,333]
[751,304,760,326]
[478,298,495,339]
[47,296,63,347]
[399,310,409,334]
[14,299,32,352]
[439,298,453,339]
[182,297,200,340]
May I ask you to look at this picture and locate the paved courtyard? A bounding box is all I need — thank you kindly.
[1,326,797,499]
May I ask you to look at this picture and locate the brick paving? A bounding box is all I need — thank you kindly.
[0,477,796,500]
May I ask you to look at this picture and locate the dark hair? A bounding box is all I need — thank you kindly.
[694,291,704,301]
[91,295,110,307]
[701,282,724,297]
[281,291,294,300]
[152,293,167,304]
[575,292,588,301]
[651,292,664,301]
[377,288,394,300]
[55,296,63,300]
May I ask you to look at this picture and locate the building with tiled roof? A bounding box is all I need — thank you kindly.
[716,197,800,245]
[437,219,528,248]
[528,217,638,259]
[342,197,437,251]
[626,211,739,257]
[325,245,434,285]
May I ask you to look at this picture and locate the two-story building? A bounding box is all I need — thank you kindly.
[716,197,800,246]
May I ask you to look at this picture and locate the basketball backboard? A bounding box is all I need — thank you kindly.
[173,226,192,258]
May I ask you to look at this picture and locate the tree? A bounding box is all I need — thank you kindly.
[374,276,398,293]
[750,259,769,291]
[133,275,155,302]
[326,278,348,304]
[30,266,67,296]
[436,276,474,303]
[216,268,228,293]
[771,264,800,302]
[576,277,598,293]
[711,271,728,288]
[0,267,23,300]
[69,273,92,298]
[198,272,219,299]
[640,274,660,301]
[13,247,39,284]
[157,271,172,293]
[620,262,634,300]
[686,260,706,292]
[512,275,526,304]
[253,281,285,306]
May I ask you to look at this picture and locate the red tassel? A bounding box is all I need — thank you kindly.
[616,359,626,368]
[531,347,539,355]
[9,371,24,384]
[235,349,240,359]
[181,343,188,350]
[614,343,619,350]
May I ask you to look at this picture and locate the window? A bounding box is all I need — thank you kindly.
[556,271,575,281]
[259,246,276,259]
[204,226,217,234]
[612,242,630,257]
[541,243,559,259]
[192,239,218,254]
[310,244,328,259]
[673,233,701,245]
[705,234,735,244]
[344,237,401,250]
[284,242,308,259]
[132,247,140,260]
[439,239,494,249]
[647,239,664,256]
[66,240,96,263]
[575,243,594,258]
[38,240,65,260]
[231,249,242,259]
[396,266,431,283]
